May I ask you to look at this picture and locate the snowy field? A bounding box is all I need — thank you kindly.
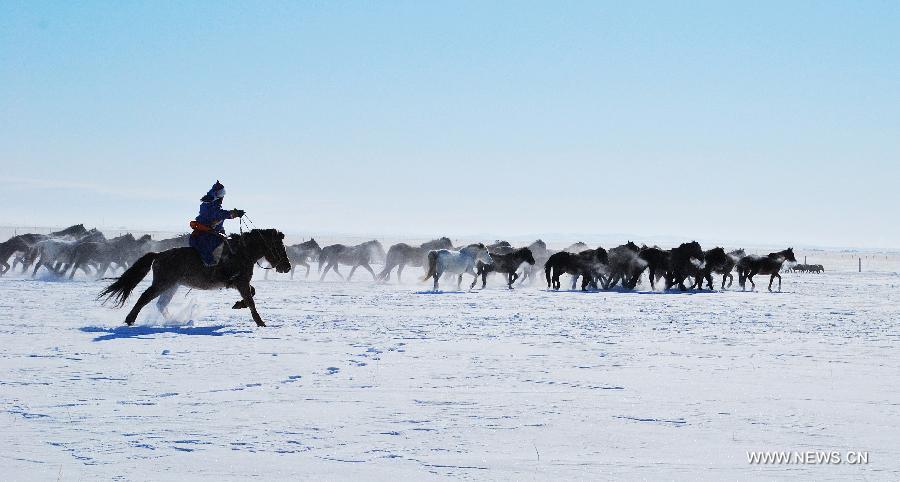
[1,252,899,480]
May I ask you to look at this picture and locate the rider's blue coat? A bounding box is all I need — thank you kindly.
[190,189,235,266]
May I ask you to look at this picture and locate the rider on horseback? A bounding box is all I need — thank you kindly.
[189,181,245,267]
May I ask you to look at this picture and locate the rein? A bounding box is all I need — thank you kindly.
[237,215,288,270]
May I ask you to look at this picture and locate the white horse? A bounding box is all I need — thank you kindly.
[422,244,493,291]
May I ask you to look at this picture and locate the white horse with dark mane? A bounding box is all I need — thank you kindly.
[422,243,493,291]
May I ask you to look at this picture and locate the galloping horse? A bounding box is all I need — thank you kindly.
[692,247,731,290]
[544,248,608,291]
[638,245,671,290]
[737,248,797,292]
[377,237,453,283]
[285,239,322,279]
[0,237,29,276]
[422,244,493,291]
[471,247,536,289]
[319,240,386,281]
[99,228,291,327]
[668,241,705,291]
[604,242,644,290]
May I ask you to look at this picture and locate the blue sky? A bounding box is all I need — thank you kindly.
[1,1,898,247]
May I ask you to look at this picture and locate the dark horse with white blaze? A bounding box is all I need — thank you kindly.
[99,229,291,327]
[471,247,536,289]
[737,248,797,292]
[377,237,453,283]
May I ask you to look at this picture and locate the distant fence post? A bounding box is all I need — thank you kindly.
[859,257,861,273]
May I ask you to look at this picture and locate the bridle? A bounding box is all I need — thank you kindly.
[237,215,289,271]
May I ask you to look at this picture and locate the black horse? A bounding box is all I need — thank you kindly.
[695,248,744,289]
[638,245,671,290]
[605,241,644,290]
[737,248,797,292]
[319,240,386,281]
[99,229,291,327]
[544,248,608,291]
[668,241,704,291]
[376,237,453,283]
[471,247,536,289]
[691,247,732,290]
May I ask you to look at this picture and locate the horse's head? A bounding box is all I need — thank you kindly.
[705,247,728,266]
[519,248,536,265]
[257,229,292,273]
[783,247,797,263]
[624,241,640,253]
[477,247,494,266]
[681,241,703,257]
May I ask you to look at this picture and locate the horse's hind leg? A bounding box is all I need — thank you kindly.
[125,282,168,326]
[397,263,405,283]
[457,274,463,290]
[156,286,178,318]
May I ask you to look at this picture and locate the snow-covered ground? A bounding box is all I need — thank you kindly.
[1,256,899,480]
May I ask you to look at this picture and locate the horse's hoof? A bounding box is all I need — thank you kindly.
[256,321,266,327]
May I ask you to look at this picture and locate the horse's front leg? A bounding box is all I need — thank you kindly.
[232,285,256,309]
[470,269,480,290]
[508,272,518,289]
[236,281,265,327]
[360,262,377,281]
[347,264,359,281]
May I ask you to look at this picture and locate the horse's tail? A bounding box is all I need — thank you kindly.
[98,252,157,307]
[421,251,438,282]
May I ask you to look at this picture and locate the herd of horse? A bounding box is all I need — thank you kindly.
[0,224,808,326]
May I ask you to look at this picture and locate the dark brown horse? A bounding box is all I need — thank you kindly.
[737,248,797,292]
[99,229,291,327]
[471,247,536,289]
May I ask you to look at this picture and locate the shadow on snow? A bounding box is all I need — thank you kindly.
[80,325,251,342]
